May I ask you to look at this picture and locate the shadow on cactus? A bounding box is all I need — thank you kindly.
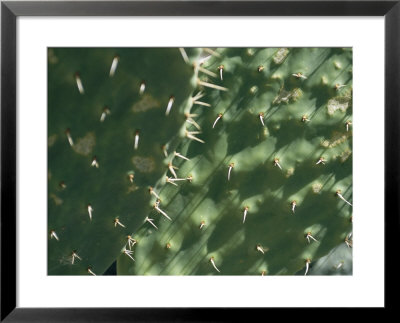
[48,47,352,276]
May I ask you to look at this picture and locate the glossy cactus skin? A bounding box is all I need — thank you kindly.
[48,47,352,275]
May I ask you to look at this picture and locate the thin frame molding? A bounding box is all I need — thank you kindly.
[1,1,398,321]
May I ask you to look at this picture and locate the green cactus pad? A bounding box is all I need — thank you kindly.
[48,47,352,275]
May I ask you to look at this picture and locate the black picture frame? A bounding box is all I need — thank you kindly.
[1,0,398,321]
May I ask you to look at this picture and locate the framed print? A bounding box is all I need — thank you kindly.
[1,0,398,321]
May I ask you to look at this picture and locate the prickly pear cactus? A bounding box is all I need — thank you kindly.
[48,47,352,276]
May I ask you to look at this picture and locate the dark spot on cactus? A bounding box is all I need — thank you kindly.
[132,156,155,173]
[327,96,351,115]
[48,134,57,147]
[49,193,63,206]
[132,94,160,112]
[72,132,96,156]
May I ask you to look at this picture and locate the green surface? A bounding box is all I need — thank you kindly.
[48,48,352,275]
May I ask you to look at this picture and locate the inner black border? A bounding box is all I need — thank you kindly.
[1,1,398,321]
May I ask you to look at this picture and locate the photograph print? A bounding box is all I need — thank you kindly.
[48,47,353,276]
